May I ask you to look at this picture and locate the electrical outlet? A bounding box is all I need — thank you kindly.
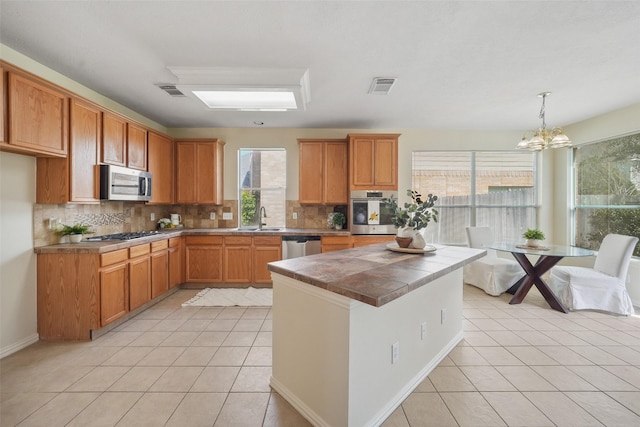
[292,212,298,220]
[47,218,59,230]
[441,308,447,324]
[210,212,216,220]
[421,322,427,340]
[150,213,155,221]
[391,342,399,364]
[222,212,233,220]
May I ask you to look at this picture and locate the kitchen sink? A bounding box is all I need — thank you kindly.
[235,227,282,232]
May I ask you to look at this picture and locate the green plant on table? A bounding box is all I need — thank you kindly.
[384,189,439,231]
[522,228,545,240]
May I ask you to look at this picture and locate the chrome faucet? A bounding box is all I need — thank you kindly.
[259,206,267,230]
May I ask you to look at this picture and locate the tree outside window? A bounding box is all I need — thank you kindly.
[574,133,640,256]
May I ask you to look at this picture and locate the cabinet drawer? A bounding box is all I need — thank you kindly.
[169,237,181,248]
[254,236,282,246]
[224,236,252,245]
[321,236,354,245]
[129,243,150,258]
[186,236,223,245]
[101,249,128,267]
[151,239,168,252]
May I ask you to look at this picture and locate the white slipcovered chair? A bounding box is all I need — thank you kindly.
[548,234,638,315]
[463,227,524,296]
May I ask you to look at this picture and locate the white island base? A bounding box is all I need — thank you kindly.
[269,269,464,427]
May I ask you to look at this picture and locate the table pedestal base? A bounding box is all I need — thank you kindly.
[506,253,568,313]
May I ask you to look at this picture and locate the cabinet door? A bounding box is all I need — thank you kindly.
[253,236,282,283]
[129,256,151,311]
[7,71,68,156]
[350,137,375,188]
[298,141,324,204]
[373,138,397,188]
[169,239,183,288]
[151,250,169,298]
[127,123,147,171]
[148,132,174,204]
[224,236,252,283]
[100,262,129,326]
[185,236,223,282]
[69,98,101,202]
[102,111,126,166]
[0,66,6,143]
[324,141,348,204]
[196,142,220,204]
[175,141,196,203]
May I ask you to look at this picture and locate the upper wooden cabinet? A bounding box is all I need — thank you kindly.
[175,139,224,204]
[102,111,147,171]
[127,123,147,171]
[147,131,174,204]
[36,97,101,203]
[348,133,399,190]
[2,69,68,157]
[298,138,348,204]
[0,66,6,143]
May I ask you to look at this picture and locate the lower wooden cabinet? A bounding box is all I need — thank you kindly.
[224,236,253,283]
[151,240,169,298]
[321,236,354,253]
[100,253,129,326]
[37,238,178,341]
[169,237,184,288]
[353,235,395,247]
[253,236,282,283]
[185,235,282,285]
[185,236,224,282]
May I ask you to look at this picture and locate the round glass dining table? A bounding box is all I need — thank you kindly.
[487,242,595,313]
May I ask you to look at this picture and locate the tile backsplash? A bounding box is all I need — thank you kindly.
[34,201,345,246]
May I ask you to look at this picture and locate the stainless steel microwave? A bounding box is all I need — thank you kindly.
[100,165,152,201]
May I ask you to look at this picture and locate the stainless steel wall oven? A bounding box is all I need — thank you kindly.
[350,190,397,235]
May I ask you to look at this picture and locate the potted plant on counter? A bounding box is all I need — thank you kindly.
[522,228,545,247]
[56,223,92,243]
[332,212,346,230]
[385,190,438,249]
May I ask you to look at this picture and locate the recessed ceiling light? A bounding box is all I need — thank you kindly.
[166,66,310,112]
[192,90,297,110]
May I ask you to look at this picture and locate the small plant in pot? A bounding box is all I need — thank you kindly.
[56,224,92,243]
[385,190,438,249]
[522,228,545,247]
[332,212,346,230]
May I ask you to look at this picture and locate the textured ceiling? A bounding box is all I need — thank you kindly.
[1,0,639,130]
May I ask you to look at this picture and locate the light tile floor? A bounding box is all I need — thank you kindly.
[2,285,640,426]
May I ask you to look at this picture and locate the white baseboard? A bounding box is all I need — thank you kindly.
[0,333,39,359]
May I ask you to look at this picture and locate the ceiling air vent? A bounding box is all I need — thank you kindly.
[157,84,186,97]
[368,77,396,95]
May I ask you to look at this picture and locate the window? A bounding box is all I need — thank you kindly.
[238,149,286,228]
[573,133,640,256]
[412,151,537,245]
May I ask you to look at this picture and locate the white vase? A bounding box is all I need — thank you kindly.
[397,226,413,238]
[526,239,539,247]
[69,234,83,243]
[410,230,426,249]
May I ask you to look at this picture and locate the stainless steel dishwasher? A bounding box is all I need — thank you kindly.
[281,235,322,259]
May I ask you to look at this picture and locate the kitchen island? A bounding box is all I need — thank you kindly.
[267,242,485,427]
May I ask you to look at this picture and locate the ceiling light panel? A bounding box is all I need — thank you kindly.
[192,90,297,110]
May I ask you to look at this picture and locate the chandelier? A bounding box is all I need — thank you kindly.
[516,92,572,151]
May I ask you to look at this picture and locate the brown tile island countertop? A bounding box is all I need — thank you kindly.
[267,242,486,427]
[268,242,486,307]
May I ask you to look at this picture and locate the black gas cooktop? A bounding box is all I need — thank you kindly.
[85,231,161,241]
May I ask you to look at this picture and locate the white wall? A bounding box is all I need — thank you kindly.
[0,152,38,357]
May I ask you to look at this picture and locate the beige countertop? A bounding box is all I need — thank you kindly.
[268,242,485,307]
[34,228,352,254]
